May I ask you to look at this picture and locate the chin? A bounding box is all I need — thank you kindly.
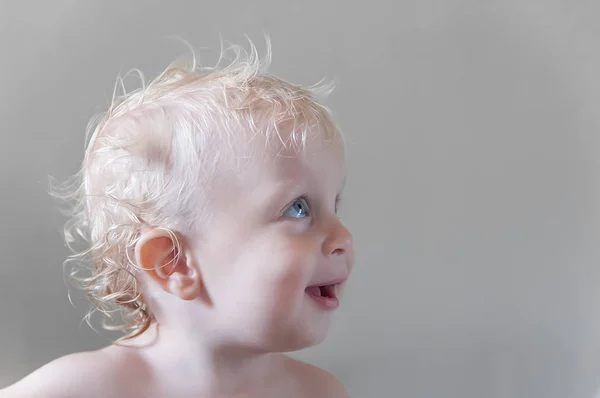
[271,324,330,353]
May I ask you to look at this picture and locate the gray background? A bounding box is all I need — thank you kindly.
[2,1,600,397]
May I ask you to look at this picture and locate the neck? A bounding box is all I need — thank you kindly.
[120,321,281,395]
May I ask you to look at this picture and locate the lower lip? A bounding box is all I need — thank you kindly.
[305,291,340,310]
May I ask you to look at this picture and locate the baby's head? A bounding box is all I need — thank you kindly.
[59,40,354,353]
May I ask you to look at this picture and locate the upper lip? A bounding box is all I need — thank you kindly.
[307,277,347,287]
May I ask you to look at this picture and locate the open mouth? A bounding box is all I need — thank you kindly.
[305,282,342,309]
[305,284,337,299]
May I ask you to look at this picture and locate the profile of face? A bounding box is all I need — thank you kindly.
[190,129,354,353]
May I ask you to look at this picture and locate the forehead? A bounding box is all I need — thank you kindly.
[253,128,345,183]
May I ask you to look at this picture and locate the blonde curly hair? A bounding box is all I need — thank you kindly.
[50,38,341,341]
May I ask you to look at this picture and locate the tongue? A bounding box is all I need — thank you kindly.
[305,286,322,297]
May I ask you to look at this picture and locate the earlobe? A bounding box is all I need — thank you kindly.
[135,228,202,301]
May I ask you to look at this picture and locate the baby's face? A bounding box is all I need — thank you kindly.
[194,130,353,352]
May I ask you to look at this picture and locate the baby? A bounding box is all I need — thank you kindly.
[1,40,353,398]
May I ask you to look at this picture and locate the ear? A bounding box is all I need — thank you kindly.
[134,228,202,301]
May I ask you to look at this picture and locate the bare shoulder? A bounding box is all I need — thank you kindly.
[0,347,138,398]
[282,356,350,398]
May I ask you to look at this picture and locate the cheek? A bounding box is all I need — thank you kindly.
[201,223,320,314]
[239,233,317,304]
[256,236,316,291]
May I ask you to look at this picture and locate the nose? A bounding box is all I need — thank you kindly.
[322,219,353,257]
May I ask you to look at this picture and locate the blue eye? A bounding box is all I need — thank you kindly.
[282,198,309,219]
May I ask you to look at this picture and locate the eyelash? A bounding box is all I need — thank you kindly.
[296,194,311,213]
[283,194,341,216]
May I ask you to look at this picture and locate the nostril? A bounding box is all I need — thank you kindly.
[331,247,344,255]
[323,223,352,256]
